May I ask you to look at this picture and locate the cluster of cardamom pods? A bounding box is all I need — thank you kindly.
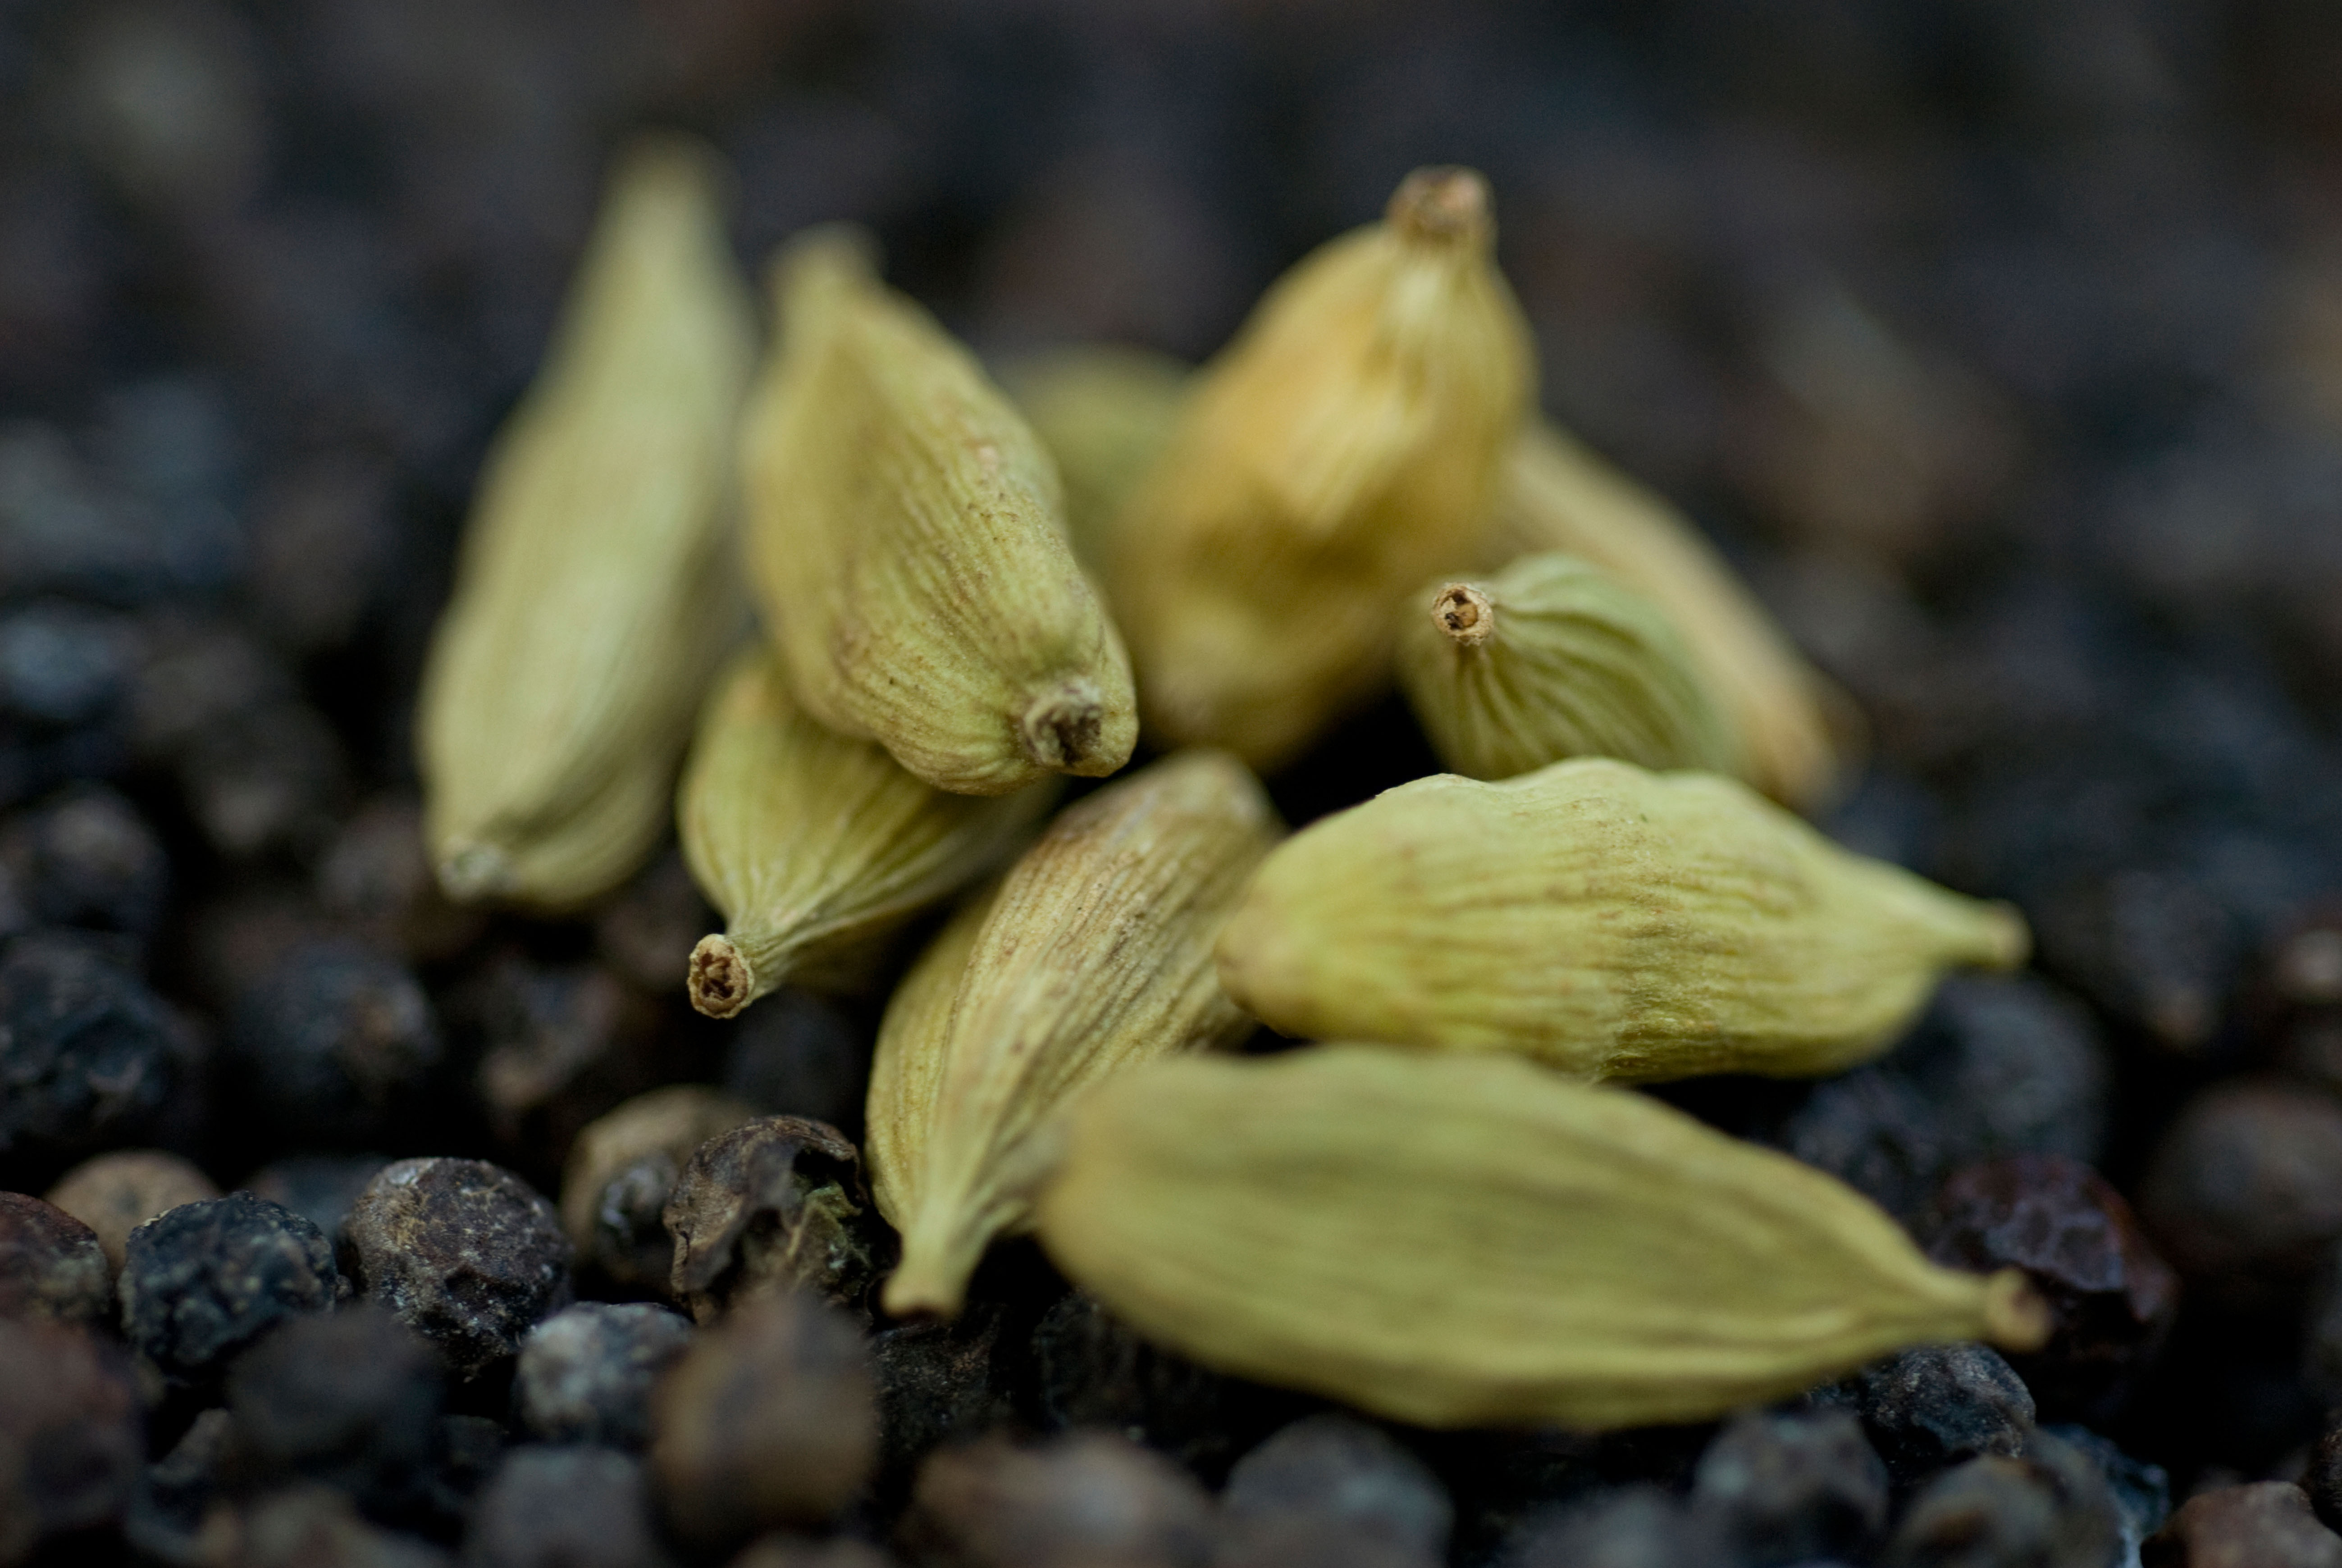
[416,133,2047,1429]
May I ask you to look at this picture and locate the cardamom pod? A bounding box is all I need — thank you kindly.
[1216,757,2027,1081]
[1395,552,1744,782]
[1032,1044,2050,1430]
[739,228,1136,795]
[1104,167,1535,767]
[1487,419,1851,810]
[679,648,1052,1019]
[867,750,1283,1318]
[1002,344,1190,575]
[416,135,755,909]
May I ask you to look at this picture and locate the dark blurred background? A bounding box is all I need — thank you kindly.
[11,0,2342,1500]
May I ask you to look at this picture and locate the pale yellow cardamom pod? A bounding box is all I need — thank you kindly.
[739,228,1136,795]
[1033,1045,2050,1430]
[867,749,1284,1319]
[1001,344,1191,576]
[416,135,755,910]
[678,648,1052,1018]
[1216,757,2027,1081]
[1488,419,1854,811]
[1395,552,1744,782]
[1104,167,1536,767]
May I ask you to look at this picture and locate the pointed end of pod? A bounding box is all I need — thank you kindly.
[880,1242,975,1323]
[1980,1267,2053,1354]
[1018,679,1129,778]
[1971,899,2032,971]
[1387,166,1494,247]
[438,841,516,905]
[1431,582,1497,649]
[686,935,755,1019]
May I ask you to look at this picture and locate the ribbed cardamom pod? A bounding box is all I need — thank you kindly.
[1216,757,2027,1081]
[1104,167,1536,767]
[1002,345,1190,575]
[678,648,1052,1019]
[416,136,755,910]
[1033,1045,2050,1430]
[739,228,1137,795]
[1487,419,1851,810]
[867,750,1283,1319]
[1395,552,1744,782]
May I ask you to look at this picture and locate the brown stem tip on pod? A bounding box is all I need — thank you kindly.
[1217,757,2027,1083]
[1032,1045,2050,1430]
[1431,582,1496,647]
[678,648,1052,1020]
[866,750,1284,1320]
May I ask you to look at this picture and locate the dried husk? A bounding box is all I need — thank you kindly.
[417,135,754,909]
[678,648,1051,1018]
[739,227,1136,795]
[1216,757,2027,1081]
[1032,1045,2050,1430]
[1486,419,1851,810]
[1395,551,1744,782]
[559,1084,757,1292]
[1104,167,1535,767]
[867,750,1283,1318]
[1002,344,1190,575]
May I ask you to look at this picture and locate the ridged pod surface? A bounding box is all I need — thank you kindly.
[1216,758,2027,1081]
[1034,1046,2050,1429]
[678,649,1051,1017]
[1395,552,1743,782]
[1002,344,1190,575]
[739,228,1136,795]
[1104,168,1534,767]
[1486,420,1850,811]
[867,750,1283,1318]
[417,136,755,910]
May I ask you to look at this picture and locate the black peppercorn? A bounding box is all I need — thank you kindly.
[0,1190,111,1326]
[465,1445,677,1568]
[1823,1341,2036,1489]
[512,1302,692,1449]
[225,1304,445,1508]
[0,783,168,942]
[196,1482,454,1568]
[119,1193,339,1387]
[1689,1407,1888,1563]
[723,987,873,1135]
[227,939,443,1149]
[1882,1431,2120,1568]
[0,1317,145,1563]
[343,1158,572,1381]
[662,1115,883,1322]
[2139,1077,2342,1307]
[315,797,484,966]
[1219,1413,1452,1568]
[899,1430,1216,1568]
[559,1085,752,1296]
[463,955,662,1174]
[241,1153,389,1249]
[123,1406,234,1566]
[1500,1485,1728,1568]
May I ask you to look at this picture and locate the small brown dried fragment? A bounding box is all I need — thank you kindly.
[2144,1482,2342,1568]
[559,1085,757,1293]
[663,1115,886,1323]
[46,1149,219,1274]
[899,1430,1216,1568]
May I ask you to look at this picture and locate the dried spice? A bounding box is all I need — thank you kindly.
[1003,343,1191,573]
[1032,1046,2050,1429]
[662,1114,885,1322]
[1484,420,1849,810]
[1104,166,1534,766]
[559,1084,756,1294]
[1217,757,2026,1082]
[415,136,755,910]
[739,227,1135,795]
[678,648,1050,1019]
[867,749,1282,1318]
[1394,552,1742,782]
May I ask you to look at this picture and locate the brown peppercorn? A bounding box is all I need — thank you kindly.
[0,1317,144,1564]
[45,1148,218,1273]
[731,1536,896,1568]
[898,1430,1216,1568]
[648,1289,876,1550]
[0,1191,111,1327]
[663,1115,885,1324]
[560,1085,755,1294]
[2138,1079,2342,1307]
[2144,1481,2342,1568]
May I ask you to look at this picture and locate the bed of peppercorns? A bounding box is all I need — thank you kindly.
[6,3,2342,1565]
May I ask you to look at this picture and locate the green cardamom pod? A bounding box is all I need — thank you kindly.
[1104,167,1535,767]
[1488,420,1852,810]
[1395,551,1744,781]
[678,648,1052,1018]
[1002,344,1191,576]
[867,750,1283,1318]
[739,228,1136,795]
[1033,1044,2050,1429]
[416,135,755,909]
[1216,757,2027,1081]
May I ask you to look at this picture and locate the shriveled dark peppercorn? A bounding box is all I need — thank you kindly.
[228,939,443,1148]
[1922,1153,2178,1418]
[1881,1431,2120,1568]
[1031,1291,1277,1476]
[0,1190,111,1326]
[648,1289,876,1552]
[2144,1481,2342,1568]
[225,1304,445,1507]
[1689,1406,1887,1564]
[173,697,348,861]
[512,1302,692,1449]
[0,929,205,1181]
[2138,1078,2342,1307]
[663,1114,883,1322]
[560,1086,753,1294]
[241,1153,388,1248]
[1220,1413,1452,1568]
[343,1158,572,1381]
[45,1147,218,1272]
[870,1304,1014,1492]
[0,1317,144,1563]
[1822,1341,2036,1488]
[898,1430,1216,1568]
[120,1193,338,1386]
[0,783,167,941]
[466,1446,677,1568]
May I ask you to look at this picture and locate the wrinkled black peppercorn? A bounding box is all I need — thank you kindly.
[0,783,167,942]
[227,939,443,1148]
[119,1193,338,1386]
[1881,1431,2119,1568]
[663,1115,883,1323]
[1822,1342,2036,1488]
[1689,1406,1888,1563]
[512,1302,692,1449]
[225,1304,445,1508]
[1501,1485,1726,1568]
[1219,1413,1452,1568]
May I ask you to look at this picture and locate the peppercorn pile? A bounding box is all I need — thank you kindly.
[9,3,2342,1566]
